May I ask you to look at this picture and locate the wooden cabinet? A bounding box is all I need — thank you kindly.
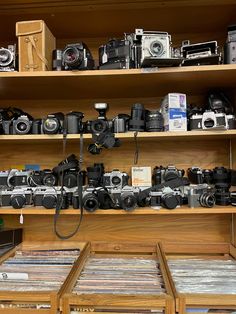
[0,1,235,248]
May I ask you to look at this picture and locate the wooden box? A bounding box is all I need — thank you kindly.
[62,242,174,314]
[160,242,236,314]
[0,241,88,314]
[16,20,56,72]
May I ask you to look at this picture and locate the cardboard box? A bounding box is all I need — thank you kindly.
[132,167,152,187]
[16,20,56,71]
[160,93,187,131]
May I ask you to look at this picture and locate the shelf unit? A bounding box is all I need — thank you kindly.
[0,0,235,252]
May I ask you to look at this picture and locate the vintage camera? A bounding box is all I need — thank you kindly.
[145,110,164,132]
[0,45,17,72]
[0,187,33,209]
[113,114,130,133]
[28,169,58,187]
[181,40,221,66]
[109,185,140,211]
[87,103,120,155]
[11,115,33,135]
[7,169,32,187]
[189,111,235,130]
[213,167,232,206]
[185,184,215,208]
[99,39,134,70]
[87,163,104,187]
[103,169,129,189]
[152,165,185,185]
[224,25,236,64]
[65,112,84,134]
[42,112,64,134]
[82,186,111,212]
[34,187,69,209]
[149,187,182,210]
[188,167,213,184]
[62,168,80,189]
[125,29,182,68]
[59,43,94,71]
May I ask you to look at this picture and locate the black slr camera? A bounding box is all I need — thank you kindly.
[86,163,104,187]
[41,112,64,134]
[53,43,94,71]
[224,25,236,64]
[0,45,17,72]
[28,169,58,187]
[152,165,185,185]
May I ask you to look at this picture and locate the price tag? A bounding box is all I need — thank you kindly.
[0,272,29,280]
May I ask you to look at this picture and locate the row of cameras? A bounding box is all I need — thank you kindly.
[0,162,236,211]
[1,91,236,137]
[0,26,236,72]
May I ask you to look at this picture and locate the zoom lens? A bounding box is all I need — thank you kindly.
[129,103,145,132]
[120,194,137,211]
[83,193,99,212]
[162,193,178,210]
[145,110,163,132]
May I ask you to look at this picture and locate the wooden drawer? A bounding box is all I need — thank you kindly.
[0,241,87,314]
[160,242,236,314]
[62,242,174,314]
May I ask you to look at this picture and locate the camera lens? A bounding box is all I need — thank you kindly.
[11,195,26,209]
[162,194,178,209]
[112,176,121,186]
[199,193,215,208]
[42,195,57,209]
[0,48,13,67]
[15,120,31,135]
[63,47,82,67]
[129,103,145,132]
[213,167,231,189]
[43,174,57,187]
[215,188,231,206]
[63,173,77,188]
[43,118,59,134]
[83,193,99,212]
[120,194,137,211]
[145,110,163,132]
[150,41,164,56]
[91,120,107,133]
[203,118,215,128]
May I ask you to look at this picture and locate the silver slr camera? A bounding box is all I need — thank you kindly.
[184,184,215,208]
[103,169,129,189]
[0,187,33,209]
[189,111,235,130]
[110,185,140,211]
[125,29,182,68]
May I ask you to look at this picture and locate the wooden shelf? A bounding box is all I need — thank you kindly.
[0,65,236,99]
[1,130,236,142]
[1,206,236,215]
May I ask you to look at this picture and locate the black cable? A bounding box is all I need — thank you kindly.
[134,131,139,165]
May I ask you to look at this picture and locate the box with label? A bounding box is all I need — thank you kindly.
[160,93,187,131]
[16,20,56,71]
[132,167,152,187]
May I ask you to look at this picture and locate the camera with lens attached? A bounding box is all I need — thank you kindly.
[152,165,185,185]
[189,111,235,130]
[103,169,129,189]
[184,184,215,208]
[65,112,85,134]
[0,45,17,72]
[149,187,182,210]
[42,112,64,134]
[54,43,94,71]
[224,25,236,64]
[113,114,130,133]
[99,39,134,70]
[28,169,58,187]
[125,29,182,68]
[33,187,69,209]
[6,169,32,187]
[188,167,213,184]
[0,187,33,209]
[82,186,112,212]
[2,108,34,135]
[109,185,140,211]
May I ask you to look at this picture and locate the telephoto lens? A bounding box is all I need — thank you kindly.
[129,103,146,132]
[212,167,231,205]
[145,110,164,132]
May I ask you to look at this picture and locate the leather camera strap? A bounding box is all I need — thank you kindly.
[25,35,49,71]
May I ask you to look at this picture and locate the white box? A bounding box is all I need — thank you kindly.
[132,167,152,187]
[160,93,187,131]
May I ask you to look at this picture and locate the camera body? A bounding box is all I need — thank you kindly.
[0,45,17,72]
[224,25,236,64]
[87,163,104,187]
[60,43,94,71]
[103,169,129,189]
[11,115,33,135]
[7,169,32,187]
[88,103,113,134]
[113,114,130,133]
[125,29,182,68]
[188,167,213,184]
[189,111,235,130]
[152,165,185,185]
[42,112,64,134]
[99,39,134,70]
[82,186,102,212]
[65,112,84,134]
[33,187,69,209]
[109,185,140,211]
[149,187,182,210]
[28,169,58,187]
[185,184,215,208]
[0,187,33,209]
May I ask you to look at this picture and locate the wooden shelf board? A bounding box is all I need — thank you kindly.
[0,65,236,99]
[0,206,236,215]
[1,130,236,142]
